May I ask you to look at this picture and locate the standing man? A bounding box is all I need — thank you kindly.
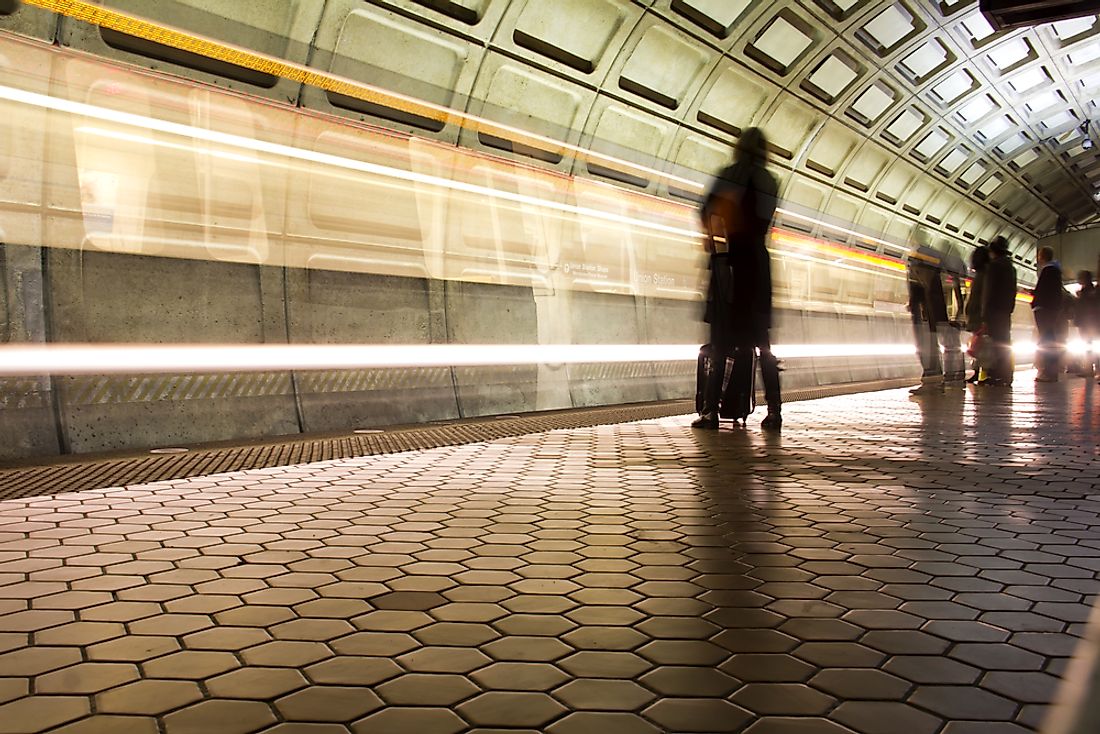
[693,127,782,430]
[982,236,1017,386]
[907,256,951,395]
[1032,246,1066,382]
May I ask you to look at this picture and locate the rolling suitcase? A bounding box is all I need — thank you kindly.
[721,345,757,424]
[696,344,756,425]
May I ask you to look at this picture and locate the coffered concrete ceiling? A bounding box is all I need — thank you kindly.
[5,0,1100,266]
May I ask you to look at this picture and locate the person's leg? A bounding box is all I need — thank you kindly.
[941,323,964,384]
[756,329,782,429]
[911,319,943,393]
[694,341,728,427]
[1035,312,1058,380]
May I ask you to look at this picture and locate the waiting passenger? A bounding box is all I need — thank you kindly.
[907,257,956,394]
[965,245,991,384]
[1074,270,1098,377]
[981,236,1017,386]
[1032,246,1067,383]
[693,127,782,430]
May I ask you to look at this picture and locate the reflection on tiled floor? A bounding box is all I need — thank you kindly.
[1,376,1098,734]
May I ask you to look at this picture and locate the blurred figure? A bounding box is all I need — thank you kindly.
[1032,246,1067,382]
[965,245,991,383]
[982,236,1017,386]
[1074,270,1098,376]
[693,127,781,430]
[907,256,957,394]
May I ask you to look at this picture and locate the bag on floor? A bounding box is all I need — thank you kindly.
[720,345,756,422]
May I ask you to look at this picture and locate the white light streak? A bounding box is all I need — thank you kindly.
[0,343,918,376]
[0,87,699,240]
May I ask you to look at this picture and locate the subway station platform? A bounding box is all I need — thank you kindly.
[1,375,1098,734]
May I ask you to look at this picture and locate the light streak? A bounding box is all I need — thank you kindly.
[0,342,918,376]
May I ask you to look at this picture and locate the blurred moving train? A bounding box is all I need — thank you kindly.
[0,30,1037,458]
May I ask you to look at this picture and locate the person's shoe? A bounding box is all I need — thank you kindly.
[691,413,719,429]
[761,411,782,430]
[965,374,980,384]
[909,384,943,395]
[1035,375,1058,383]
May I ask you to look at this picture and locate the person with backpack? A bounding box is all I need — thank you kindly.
[1032,246,1067,382]
[693,127,782,430]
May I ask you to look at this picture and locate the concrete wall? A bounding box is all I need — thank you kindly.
[1039,227,1100,281]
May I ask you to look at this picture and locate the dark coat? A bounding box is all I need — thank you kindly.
[700,160,778,343]
[966,270,986,332]
[1032,262,1064,313]
[982,256,1016,323]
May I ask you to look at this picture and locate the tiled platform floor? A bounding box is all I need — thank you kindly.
[1,375,1098,734]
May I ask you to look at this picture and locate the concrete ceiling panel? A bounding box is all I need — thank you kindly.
[785,177,830,211]
[512,0,629,75]
[801,48,864,106]
[329,8,470,107]
[842,140,890,193]
[465,54,593,164]
[697,65,776,138]
[672,133,732,185]
[668,0,753,39]
[824,190,865,226]
[59,0,325,102]
[618,22,710,110]
[760,96,821,160]
[805,121,859,178]
[396,0,499,31]
[875,159,919,206]
[847,79,899,128]
[744,8,819,76]
[587,99,676,177]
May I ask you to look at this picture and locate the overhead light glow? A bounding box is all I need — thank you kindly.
[0,342,918,376]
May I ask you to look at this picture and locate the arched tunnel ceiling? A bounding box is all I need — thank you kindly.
[4,0,1100,265]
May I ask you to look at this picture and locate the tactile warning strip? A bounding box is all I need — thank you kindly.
[0,378,916,499]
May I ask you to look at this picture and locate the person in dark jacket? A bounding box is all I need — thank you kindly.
[693,127,781,430]
[965,246,990,383]
[982,236,1017,386]
[1032,246,1066,382]
[1073,270,1097,376]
